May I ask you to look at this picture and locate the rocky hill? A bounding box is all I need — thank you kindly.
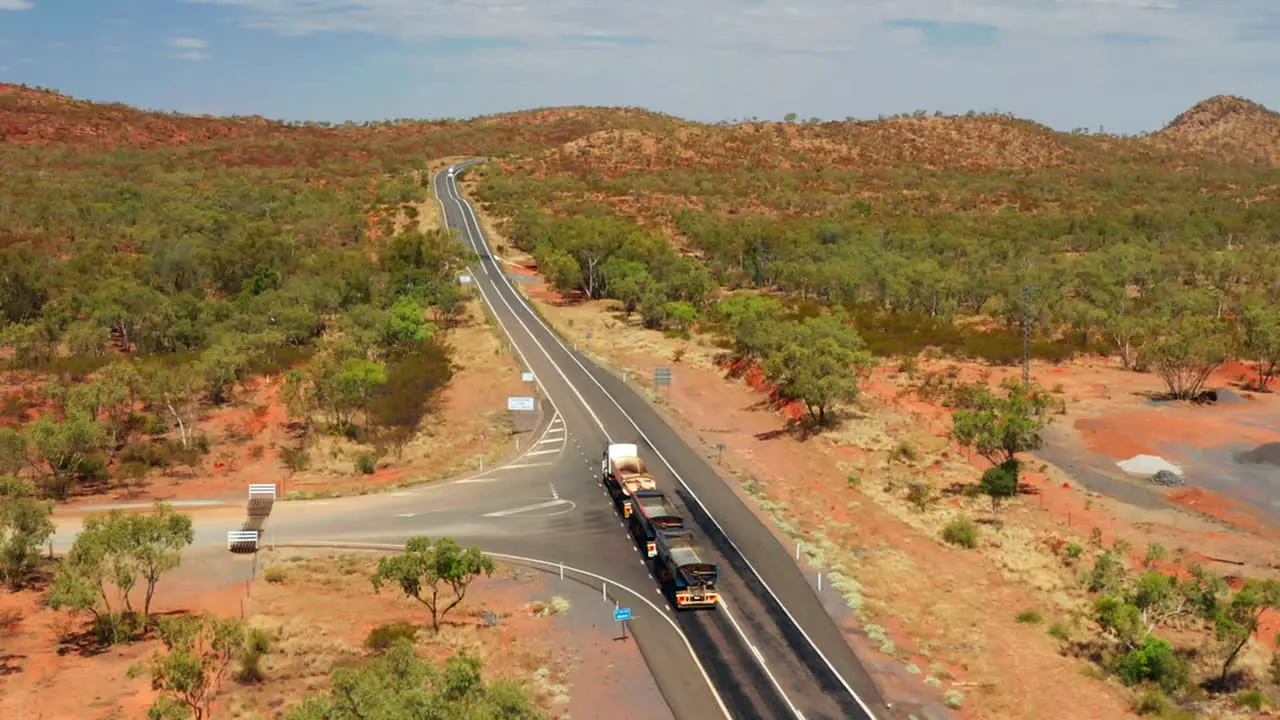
[1151,94,1280,165]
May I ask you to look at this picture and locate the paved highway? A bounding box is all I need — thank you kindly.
[435,161,891,720]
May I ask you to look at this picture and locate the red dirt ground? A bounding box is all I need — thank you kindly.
[0,551,666,720]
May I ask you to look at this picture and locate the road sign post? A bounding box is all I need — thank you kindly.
[654,367,671,400]
[716,443,726,464]
[613,607,632,640]
[507,397,535,412]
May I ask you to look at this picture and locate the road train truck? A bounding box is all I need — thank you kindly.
[628,489,684,558]
[652,527,719,609]
[602,443,657,518]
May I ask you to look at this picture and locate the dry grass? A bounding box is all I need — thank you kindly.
[223,551,568,719]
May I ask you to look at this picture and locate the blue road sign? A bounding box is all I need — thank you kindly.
[613,607,632,622]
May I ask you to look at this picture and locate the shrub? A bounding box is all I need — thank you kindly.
[356,453,376,475]
[846,474,860,488]
[941,516,978,549]
[144,415,169,436]
[1236,690,1267,710]
[1047,622,1070,642]
[236,628,272,683]
[1135,688,1170,716]
[1016,609,1043,624]
[1063,543,1084,563]
[889,440,918,464]
[906,482,935,512]
[1115,636,1188,693]
[262,566,286,584]
[366,622,418,652]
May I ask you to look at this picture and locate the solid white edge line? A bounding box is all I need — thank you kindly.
[440,169,615,443]
[433,167,733,720]
[274,541,733,720]
[719,598,803,717]
[448,166,879,720]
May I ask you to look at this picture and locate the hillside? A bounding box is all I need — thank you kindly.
[0,83,676,156]
[469,91,1280,370]
[1152,94,1280,165]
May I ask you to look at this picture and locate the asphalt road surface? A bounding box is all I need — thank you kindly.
[48,162,894,720]
[434,161,890,720]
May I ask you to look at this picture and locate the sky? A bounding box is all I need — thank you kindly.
[0,0,1277,135]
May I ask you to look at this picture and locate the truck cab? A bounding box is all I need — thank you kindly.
[602,443,656,517]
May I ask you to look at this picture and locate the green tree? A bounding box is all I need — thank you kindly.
[369,341,453,458]
[1214,579,1280,684]
[141,364,202,450]
[198,339,251,405]
[1115,635,1188,693]
[284,639,539,720]
[87,276,168,353]
[128,503,196,616]
[27,411,105,499]
[716,293,785,361]
[0,427,29,477]
[978,460,1020,517]
[663,301,697,336]
[382,297,438,352]
[951,378,1054,467]
[1239,297,1280,391]
[282,368,317,432]
[340,358,388,434]
[371,536,495,633]
[140,612,246,720]
[48,503,194,642]
[762,312,876,425]
[1144,313,1231,400]
[0,476,55,586]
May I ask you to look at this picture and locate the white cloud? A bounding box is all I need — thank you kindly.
[168,37,209,49]
[181,0,1280,132]
[167,37,210,60]
[0,0,34,10]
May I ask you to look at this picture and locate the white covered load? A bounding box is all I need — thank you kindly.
[602,443,657,516]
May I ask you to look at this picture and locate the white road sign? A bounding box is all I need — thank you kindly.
[507,396,536,412]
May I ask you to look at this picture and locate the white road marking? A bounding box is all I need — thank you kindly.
[524,448,560,457]
[482,499,571,517]
[536,436,562,445]
[454,478,499,484]
[394,513,417,518]
[489,462,553,470]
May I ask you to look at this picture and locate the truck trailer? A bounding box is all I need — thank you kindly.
[652,527,719,609]
[628,489,684,557]
[602,443,657,518]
